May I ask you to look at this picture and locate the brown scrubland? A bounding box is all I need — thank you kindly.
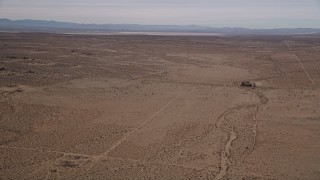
[1,33,320,179]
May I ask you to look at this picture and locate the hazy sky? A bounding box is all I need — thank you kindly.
[0,0,320,28]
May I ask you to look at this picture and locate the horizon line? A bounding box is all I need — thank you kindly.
[1,18,320,30]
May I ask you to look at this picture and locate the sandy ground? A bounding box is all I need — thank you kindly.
[0,33,320,179]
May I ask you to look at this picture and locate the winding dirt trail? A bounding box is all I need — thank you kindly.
[214,89,269,180]
[214,127,237,180]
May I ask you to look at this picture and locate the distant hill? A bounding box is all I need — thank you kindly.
[1,19,320,35]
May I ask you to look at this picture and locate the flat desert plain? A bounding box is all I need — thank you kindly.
[0,33,320,179]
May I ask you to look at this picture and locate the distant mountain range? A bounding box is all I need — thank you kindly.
[1,19,320,35]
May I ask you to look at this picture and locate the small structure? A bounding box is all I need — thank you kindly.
[240,81,256,88]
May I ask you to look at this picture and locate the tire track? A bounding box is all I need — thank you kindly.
[294,53,316,88]
[285,40,316,88]
[101,91,186,156]
[81,90,188,173]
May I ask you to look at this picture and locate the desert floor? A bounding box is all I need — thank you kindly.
[0,33,320,179]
